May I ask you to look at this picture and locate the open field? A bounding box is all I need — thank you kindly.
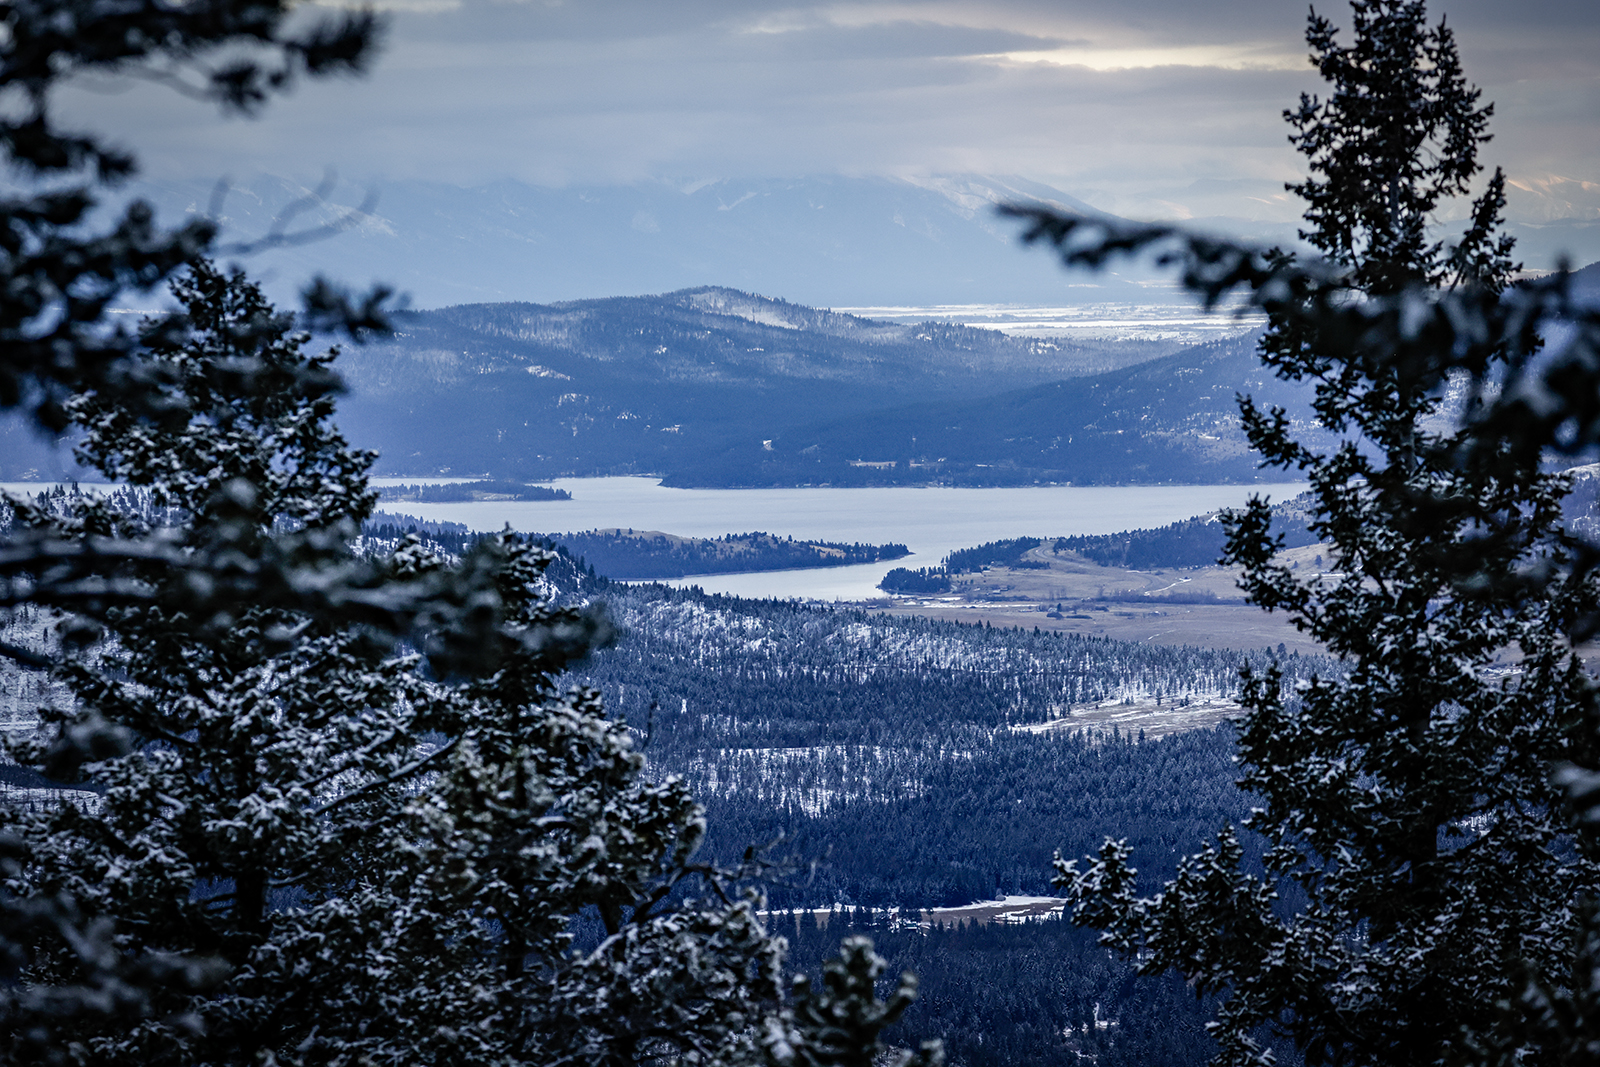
[770,896,1069,931]
[1012,695,1245,740]
[868,540,1331,657]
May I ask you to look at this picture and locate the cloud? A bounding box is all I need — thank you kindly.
[55,0,1599,217]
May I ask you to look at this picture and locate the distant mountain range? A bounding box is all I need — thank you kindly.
[315,286,1317,487]
[3,257,1593,487]
[333,269,1600,487]
[119,173,1149,311]
[110,172,1600,311]
[329,286,1155,481]
[670,332,1324,487]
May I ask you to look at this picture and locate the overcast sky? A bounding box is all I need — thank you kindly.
[64,0,1600,218]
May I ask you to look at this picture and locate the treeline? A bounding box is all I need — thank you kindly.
[546,529,908,581]
[943,537,1046,573]
[1050,511,1319,570]
[878,537,1047,593]
[378,479,570,502]
[879,566,952,593]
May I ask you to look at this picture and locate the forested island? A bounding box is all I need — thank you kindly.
[363,517,907,580]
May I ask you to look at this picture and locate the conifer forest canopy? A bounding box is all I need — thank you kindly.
[2,1,1600,1067]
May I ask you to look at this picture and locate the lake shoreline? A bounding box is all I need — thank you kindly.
[379,476,1308,601]
[5,476,1309,602]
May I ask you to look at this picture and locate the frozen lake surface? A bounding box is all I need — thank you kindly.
[371,477,1306,601]
[4,476,1306,601]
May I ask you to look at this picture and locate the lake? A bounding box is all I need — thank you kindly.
[371,477,1307,600]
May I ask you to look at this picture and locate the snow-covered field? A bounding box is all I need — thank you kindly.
[1012,695,1244,740]
[766,894,1067,930]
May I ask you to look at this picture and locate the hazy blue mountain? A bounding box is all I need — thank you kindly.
[318,288,1322,486]
[332,285,1152,480]
[89,171,1600,314]
[10,264,1594,485]
[668,332,1325,487]
[120,173,1166,309]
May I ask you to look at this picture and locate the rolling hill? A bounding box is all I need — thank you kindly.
[664,332,1325,486]
[330,286,1175,480]
[328,288,1307,486]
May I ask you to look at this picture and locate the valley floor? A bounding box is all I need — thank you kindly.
[867,540,1327,657]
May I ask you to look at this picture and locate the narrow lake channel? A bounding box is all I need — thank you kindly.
[369,476,1308,601]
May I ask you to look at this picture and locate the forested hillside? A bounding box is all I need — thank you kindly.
[326,289,1292,487]
[2,486,1320,1067]
[575,584,1324,900]
[562,582,1313,1067]
[536,528,908,579]
[690,332,1326,486]
[360,515,908,579]
[332,287,1122,483]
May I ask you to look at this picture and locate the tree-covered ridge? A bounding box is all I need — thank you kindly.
[323,283,1308,489]
[547,529,909,580]
[681,331,1333,488]
[331,285,1130,487]
[358,517,909,581]
[1048,506,1320,570]
[583,584,1319,744]
[428,287,1068,382]
[375,285,1119,398]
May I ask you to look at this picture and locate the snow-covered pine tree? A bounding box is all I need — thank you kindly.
[3,262,469,1061]
[299,527,792,1064]
[0,0,397,1051]
[1025,2,1600,1065]
[2,262,940,1067]
[0,0,940,1057]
